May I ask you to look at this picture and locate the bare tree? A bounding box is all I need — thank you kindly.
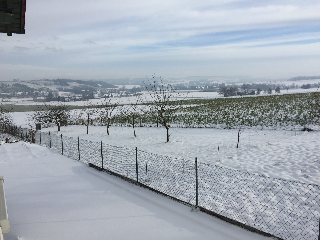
[241,84,250,94]
[218,86,238,97]
[80,101,100,134]
[99,98,119,135]
[120,95,144,137]
[145,76,182,142]
[29,103,70,131]
[267,88,272,94]
[256,88,262,95]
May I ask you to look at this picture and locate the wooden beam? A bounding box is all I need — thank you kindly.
[0,12,13,24]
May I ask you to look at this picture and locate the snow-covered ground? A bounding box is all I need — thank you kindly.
[9,108,320,185]
[40,125,320,186]
[0,140,272,240]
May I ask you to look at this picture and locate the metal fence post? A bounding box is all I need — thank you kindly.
[318,217,320,240]
[61,134,63,155]
[195,157,198,208]
[135,147,138,183]
[101,141,103,169]
[78,136,80,161]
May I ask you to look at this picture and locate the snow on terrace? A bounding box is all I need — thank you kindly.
[41,125,320,186]
[0,140,271,240]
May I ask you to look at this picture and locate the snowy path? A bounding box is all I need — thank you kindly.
[0,141,272,240]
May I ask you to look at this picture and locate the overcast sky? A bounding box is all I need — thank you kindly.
[0,0,320,81]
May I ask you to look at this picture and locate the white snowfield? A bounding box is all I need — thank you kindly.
[41,125,320,186]
[0,140,272,240]
[1,86,319,107]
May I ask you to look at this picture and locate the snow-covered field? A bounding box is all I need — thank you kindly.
[32,125,320,240]
[1,86,319,107]
[40,125,320,185]
[3,113,320,239]
[0,140,272,240]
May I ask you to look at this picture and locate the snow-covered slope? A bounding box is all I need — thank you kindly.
[0,141,271,240]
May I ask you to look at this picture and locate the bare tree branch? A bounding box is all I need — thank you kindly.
[28,103,70,131]
[144,75,182,142]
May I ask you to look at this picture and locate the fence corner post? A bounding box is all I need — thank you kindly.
[101,141,103,169]
[195,157,198,208]
[135,147,138,183]
[78,136,80,161]
[318,217,320,240]
[61,134,63,155]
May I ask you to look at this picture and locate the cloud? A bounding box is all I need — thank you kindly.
[45,47,63,52]
[27,1,320,35]
[0,0,319,80]
[49,35,60,41]
[83,39,95,45]
[0,63,55,71]
[13,46,32,53]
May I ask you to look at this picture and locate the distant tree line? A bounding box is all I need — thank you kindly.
[288,76,320,81]
[301,83,320,89]
[218,83,286,97]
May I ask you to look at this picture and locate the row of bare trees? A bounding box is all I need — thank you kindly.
[28,77,182,142]
[2,84,320,143]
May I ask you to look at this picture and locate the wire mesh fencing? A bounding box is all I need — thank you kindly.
[62,135,80,161]
[0,124,34,142]
[137,149,196,204]
[197,163,320,240]
[102,143,136,179]
[31,130,320,240]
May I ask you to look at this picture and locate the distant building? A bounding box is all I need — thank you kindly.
[33,97,46,102]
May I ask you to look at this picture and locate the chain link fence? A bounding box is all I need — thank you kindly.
[197,163,320,240]
[2,125,319,240]
[32,130,320,240]
[0,124,34,142]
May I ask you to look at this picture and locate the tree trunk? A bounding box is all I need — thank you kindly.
[166,127,169,142]
[132,116,136,137]
[58,124,60,131]
[107,119,110,135]
[87,114,89,134]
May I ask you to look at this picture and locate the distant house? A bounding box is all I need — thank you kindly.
[237,89,255,96]
[33,97,46,102]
